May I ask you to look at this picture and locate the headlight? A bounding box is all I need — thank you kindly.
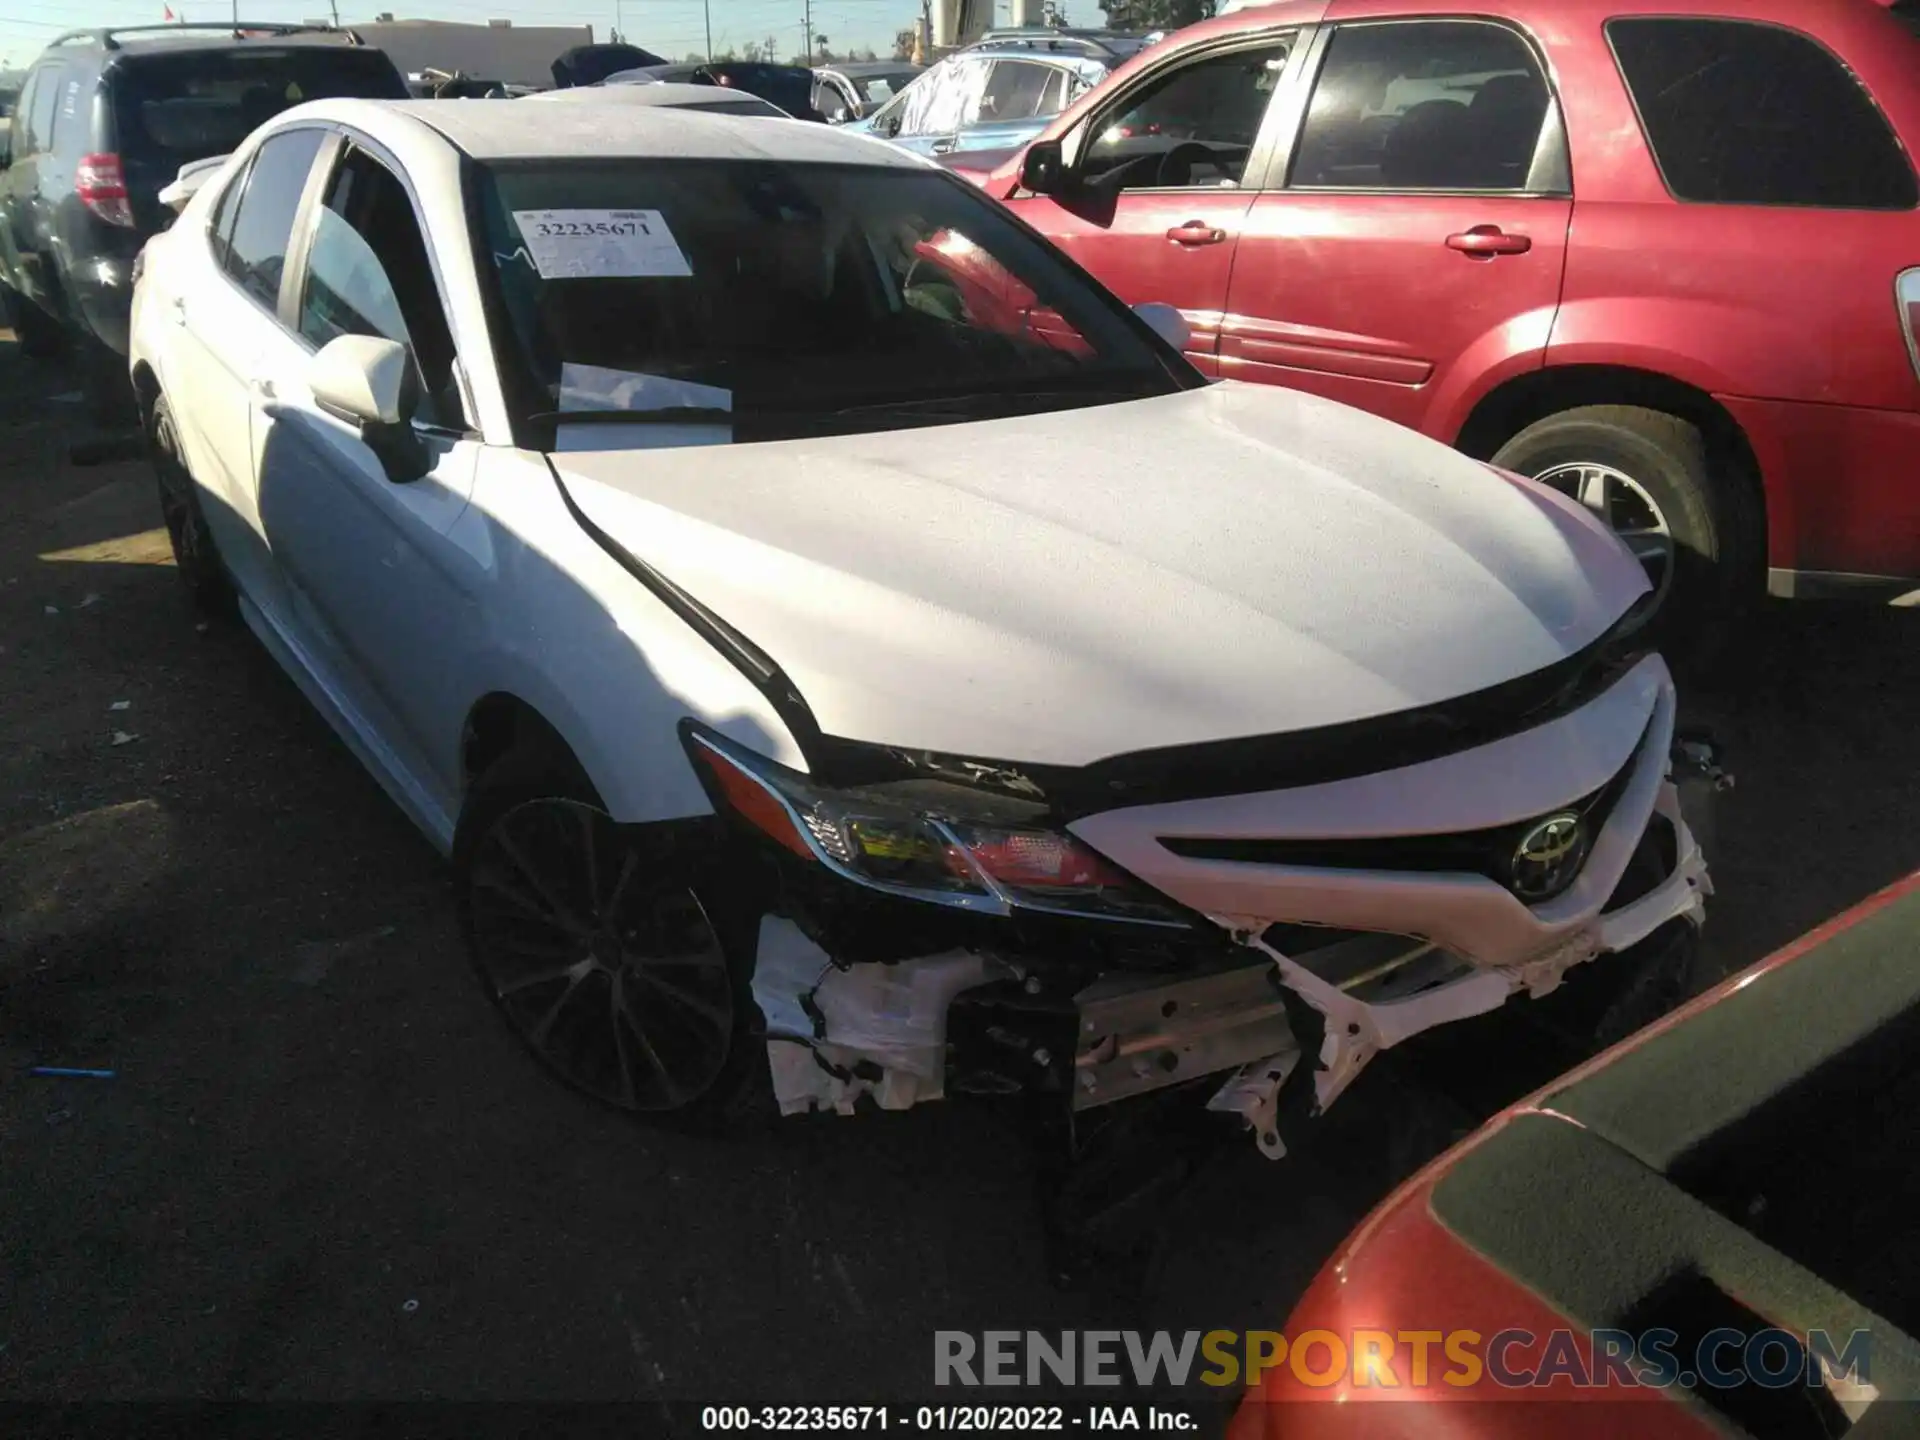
[683,726,1188,928]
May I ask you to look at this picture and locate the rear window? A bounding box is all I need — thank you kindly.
[706,64,818,118]
[107,46,406,168]
[1608,17,1917,210]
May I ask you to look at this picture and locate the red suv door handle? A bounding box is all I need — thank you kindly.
[1446,226,1531,257]
[1166,221,1227,246]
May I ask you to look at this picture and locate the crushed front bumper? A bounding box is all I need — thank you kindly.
[749,654,1713,1154]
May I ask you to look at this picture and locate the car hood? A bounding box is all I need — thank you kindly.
[552,381,1649,768]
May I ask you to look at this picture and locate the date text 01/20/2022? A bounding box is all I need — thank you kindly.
[700,1405,1199,1431]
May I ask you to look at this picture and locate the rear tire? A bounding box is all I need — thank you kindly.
[1490,405,1761,662]
[80,337,138,432]
[149,393,236,617]
[453,746,771,1134]
[2,283,66,359]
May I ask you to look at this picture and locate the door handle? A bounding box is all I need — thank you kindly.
[1446,225,1531,257]
[1166,221,1227,246]
[167,295,187,325]
[930,137,957,154]
[250,379,275,401]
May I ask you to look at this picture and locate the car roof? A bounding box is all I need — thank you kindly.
[284,96,929,166]
[42,24,365,59]
[820,61,923,76]
[522,82,785,112]
[1207,0,1902,30]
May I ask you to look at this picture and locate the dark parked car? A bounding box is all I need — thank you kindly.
[549,41,664,89]
[605,62,828,122]
[0,23,407,423]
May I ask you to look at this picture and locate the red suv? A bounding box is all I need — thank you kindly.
[980,0,1920,633]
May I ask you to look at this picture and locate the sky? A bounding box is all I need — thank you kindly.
[0,0,1074,73]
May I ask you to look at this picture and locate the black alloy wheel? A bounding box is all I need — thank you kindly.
[460,782,742,1117]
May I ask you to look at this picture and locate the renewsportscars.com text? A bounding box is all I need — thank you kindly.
[934,1327,1873,1392]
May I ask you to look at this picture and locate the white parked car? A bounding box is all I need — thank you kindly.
[127,99,1710,1155]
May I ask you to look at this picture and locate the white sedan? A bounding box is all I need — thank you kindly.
[128,98,1709,1150]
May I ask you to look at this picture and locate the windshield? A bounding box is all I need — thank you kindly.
[473,159,1194,447]
[108,47,406,173]
[852,70,919,103]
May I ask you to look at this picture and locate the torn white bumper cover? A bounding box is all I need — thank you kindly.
[750,653,1711,1151]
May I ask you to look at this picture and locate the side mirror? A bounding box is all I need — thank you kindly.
[308,334,430,483]
[1019,139,1067,196]
[159,154,232,215]
[1132,301,1192,352]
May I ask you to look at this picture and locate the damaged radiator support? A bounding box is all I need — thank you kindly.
[752,915,1306,1153]
[1071,962,1300,1112]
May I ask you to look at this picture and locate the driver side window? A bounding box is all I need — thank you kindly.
[1081,41,1292,191]
[297,145,462,428]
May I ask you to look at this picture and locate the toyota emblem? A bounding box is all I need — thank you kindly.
[1509,811,1591,901]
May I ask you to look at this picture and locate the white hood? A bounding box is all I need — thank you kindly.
[554,381,1649,767]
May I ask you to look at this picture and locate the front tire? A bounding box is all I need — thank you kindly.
[1490,405,1760,655]
[453,748,769,1132]
[149,393,236,617]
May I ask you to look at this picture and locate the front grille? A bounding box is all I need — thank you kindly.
[1161,720,1648,902]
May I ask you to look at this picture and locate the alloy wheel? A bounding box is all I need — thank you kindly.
[1533,461,1676,609]
[152,411,203,574]
[466,797,734,1112]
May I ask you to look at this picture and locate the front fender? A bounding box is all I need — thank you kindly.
[459,450,810,829]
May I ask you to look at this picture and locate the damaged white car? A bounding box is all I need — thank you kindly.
[128,101,1711,1180]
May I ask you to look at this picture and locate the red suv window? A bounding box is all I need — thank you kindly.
[1607,17,1917,211]
[1289,20,1555,193]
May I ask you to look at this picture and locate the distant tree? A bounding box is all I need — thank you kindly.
[892,27,917,60]
[681,51,705,62]
[853,46,878,61]
[713,44,739,61]
[1100,0,1212,30]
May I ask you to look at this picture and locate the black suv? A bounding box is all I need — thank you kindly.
[0,23,407,422]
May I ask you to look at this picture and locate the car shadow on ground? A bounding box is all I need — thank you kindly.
[6,322,1920,1401]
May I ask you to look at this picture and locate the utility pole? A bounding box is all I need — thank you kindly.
[613,0,623,42]
[802,0,812,64]
[329,0,340,25]
[703,0,712,58]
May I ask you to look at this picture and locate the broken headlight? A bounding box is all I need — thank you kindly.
[683,727,1188,928]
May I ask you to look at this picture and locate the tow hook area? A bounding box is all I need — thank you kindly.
[1672,727,1734,858]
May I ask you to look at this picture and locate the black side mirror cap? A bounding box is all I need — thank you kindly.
[367,366,430,483]
[365,417,431,484]
[1020,139,1066,196]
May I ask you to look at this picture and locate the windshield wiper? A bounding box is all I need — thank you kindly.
[528,407,735,426]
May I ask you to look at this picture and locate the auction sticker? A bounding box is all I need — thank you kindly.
[511,209,692,280]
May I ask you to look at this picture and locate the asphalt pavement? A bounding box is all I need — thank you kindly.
[4,329,1918,1412]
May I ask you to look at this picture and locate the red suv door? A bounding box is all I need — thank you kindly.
[1000,30,1305,375]
[1219,15,1570,435]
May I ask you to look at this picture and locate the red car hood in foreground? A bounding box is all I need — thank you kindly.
[1234,869,1920,1439]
